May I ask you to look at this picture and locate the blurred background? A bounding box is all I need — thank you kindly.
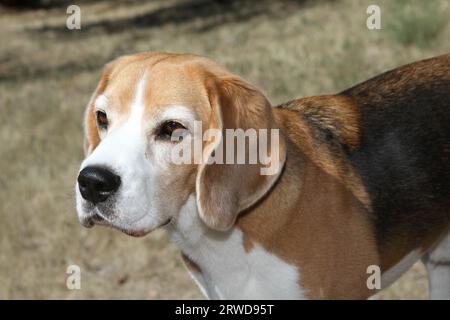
[0,0,449,299]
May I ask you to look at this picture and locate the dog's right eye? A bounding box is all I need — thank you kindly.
[96,111,108,130]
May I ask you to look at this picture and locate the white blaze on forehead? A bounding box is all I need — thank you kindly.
[130,72,148,121]
[115,71,149,146]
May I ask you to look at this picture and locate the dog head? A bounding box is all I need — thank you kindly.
[75,52,286,236]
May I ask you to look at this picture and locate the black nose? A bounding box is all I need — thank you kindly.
[78,166,121,204]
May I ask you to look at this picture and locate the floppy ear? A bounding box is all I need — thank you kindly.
[196,76,286,231]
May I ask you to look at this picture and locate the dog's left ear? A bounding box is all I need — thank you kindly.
[196,75,286,231]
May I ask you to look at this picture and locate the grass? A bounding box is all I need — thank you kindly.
[0,0,449,299]
[386,0,449,48]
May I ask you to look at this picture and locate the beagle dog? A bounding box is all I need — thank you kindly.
[75,52,450,299]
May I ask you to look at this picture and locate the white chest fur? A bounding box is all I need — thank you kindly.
[167,196,306,299]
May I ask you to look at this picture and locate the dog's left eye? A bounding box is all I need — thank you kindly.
[157,121,187,140]
[96,111,108,130]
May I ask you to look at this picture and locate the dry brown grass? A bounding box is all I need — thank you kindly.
[1,0,449,299]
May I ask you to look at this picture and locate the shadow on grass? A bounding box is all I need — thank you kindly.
[0,0,70,10]
[0,0,142,10]
[35,0,313,35]
[0,59,105,83]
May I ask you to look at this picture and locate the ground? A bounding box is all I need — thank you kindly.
[0,0,449,299]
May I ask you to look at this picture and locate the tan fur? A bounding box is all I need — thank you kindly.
[275,98,371,210]
[279,95,361,148]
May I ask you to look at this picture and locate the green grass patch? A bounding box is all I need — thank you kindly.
[387,0,449,48]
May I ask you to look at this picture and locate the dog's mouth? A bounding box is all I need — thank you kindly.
[159,217,172,228]
[80,212,107,228]
[80,209,173,237]
[120,217,173,237]
[116,218,172,237]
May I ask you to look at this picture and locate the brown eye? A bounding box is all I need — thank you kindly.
[96,111,108,130]
[158,121,187,140]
